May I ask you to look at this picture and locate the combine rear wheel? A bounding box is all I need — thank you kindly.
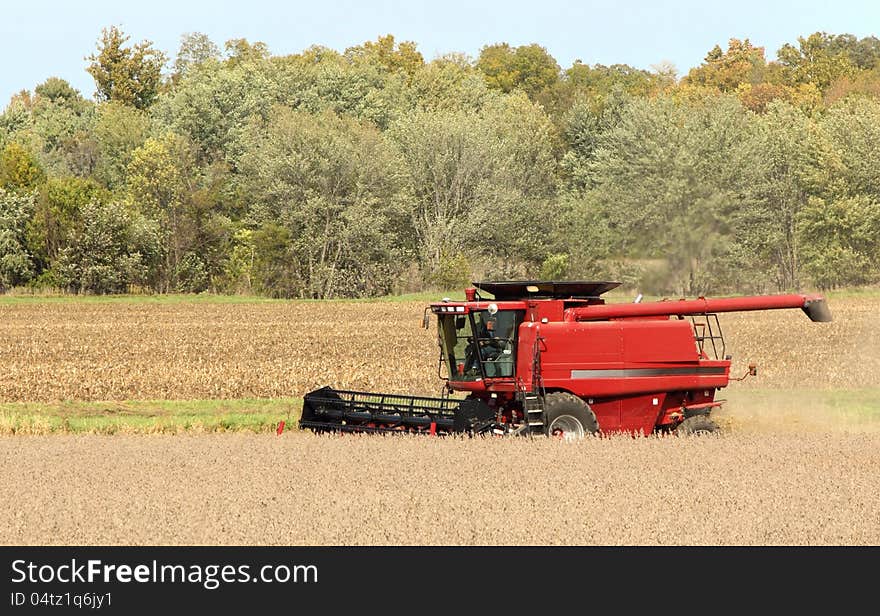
[675,415,719,436]
[543,392,599,440]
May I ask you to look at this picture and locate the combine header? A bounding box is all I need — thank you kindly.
[301,281,831,438]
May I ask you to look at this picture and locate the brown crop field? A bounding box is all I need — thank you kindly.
[0,293,877,402]
[0,292,879,545]
[2,431,879,545]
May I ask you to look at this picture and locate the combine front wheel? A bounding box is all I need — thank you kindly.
[543,392,599,440]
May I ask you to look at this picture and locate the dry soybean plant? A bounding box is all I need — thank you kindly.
[1,431,879,545]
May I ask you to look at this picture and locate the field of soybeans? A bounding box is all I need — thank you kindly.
[1,291,879,545]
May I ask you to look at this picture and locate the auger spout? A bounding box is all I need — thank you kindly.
[566,293,832,323]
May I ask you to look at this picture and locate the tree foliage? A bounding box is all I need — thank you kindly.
[685,39,768,91]
[345,35,424,77]
[0,188,36,288]
[173,32,221,79]
[777,32,858,91]
[241,107,409,298]
[86,26,167,109]
[0,142,45,190]
[1,26,880,296]
[55,200,161,293]
[476,43,561,99]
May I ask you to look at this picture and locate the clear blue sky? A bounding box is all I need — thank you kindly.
[2,0,879,105]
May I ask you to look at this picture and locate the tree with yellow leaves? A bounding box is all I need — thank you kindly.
[86,26,167,110]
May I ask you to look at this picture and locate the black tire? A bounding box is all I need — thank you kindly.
[543,392,599,438]
[675,414,719,436]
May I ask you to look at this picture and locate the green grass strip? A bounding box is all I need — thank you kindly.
[0,398,302,435]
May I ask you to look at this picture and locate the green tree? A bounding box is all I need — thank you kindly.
[54,201,161,294]
[124,133,236,293]
[0,91,34,141]
[538,62,656,129]
[565,62,657,96]
[539,253,570,280]
[407,54,491,112]
[799,196,880,288]
[34,77,83,105]
[86,25,167,109]
[0,188,36,288]
[224,38,270,66]
[476,43,560,99]
[93,101,149,189]
[389,95,556,280]
[684,39,768,91]
[240,107,410,298]
[30,78,96,177]
[820,96,880,199]
[217,228,255,294]
[585,95,760,294]
[777,32,858,91]
[473,93,558,277]
[173,32,221,79]
[551,191,617,281]
[825,34,880,70]
[28,176,108,269]
[345,34,424,77]
[249,223,300,297]
[273,47,409,129]
[389,107,501,276]
[0,142,45,191]
[151,59,274,164]
[179,162,239,292]
[734,101,820,290]
[125,133,196,291]
[560,89,628,191]
[794,96,880,288]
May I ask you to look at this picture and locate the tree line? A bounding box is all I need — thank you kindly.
[1,28,879,297]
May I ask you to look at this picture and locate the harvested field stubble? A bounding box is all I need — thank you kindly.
[1,296,877,546]
[0,296,875,403]
[722,296,880,390]
[2,432,879,546]
[0,302,441,401]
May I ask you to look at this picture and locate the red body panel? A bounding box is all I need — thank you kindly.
[520,319,729,432]
[431,290,827,434]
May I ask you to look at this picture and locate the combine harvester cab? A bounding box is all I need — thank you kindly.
[301,281,831,438]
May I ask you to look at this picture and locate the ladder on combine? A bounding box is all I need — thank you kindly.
[523,392,545,436]
[520,332,546,437]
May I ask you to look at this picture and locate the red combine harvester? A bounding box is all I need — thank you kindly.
[300,281,832,437]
